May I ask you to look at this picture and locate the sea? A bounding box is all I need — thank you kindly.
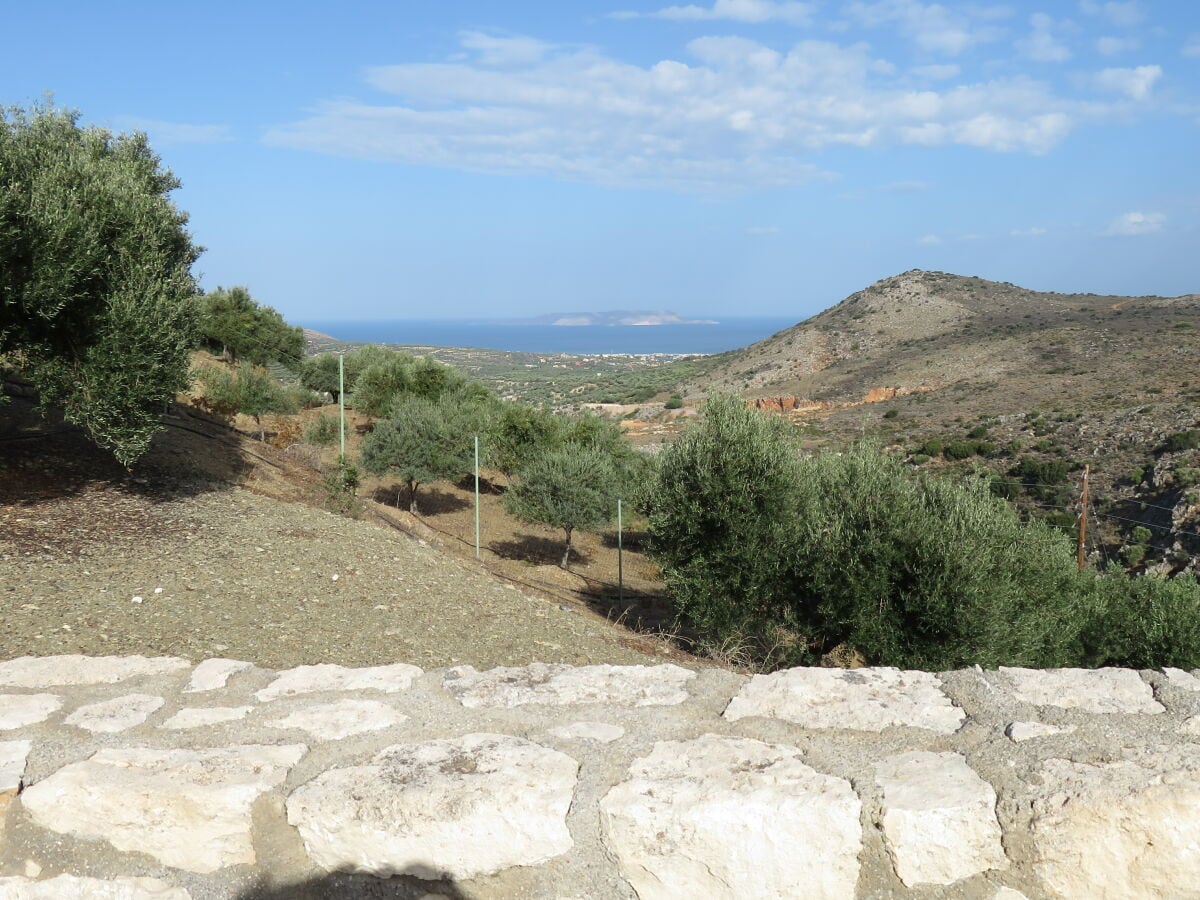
[301,317,797,356]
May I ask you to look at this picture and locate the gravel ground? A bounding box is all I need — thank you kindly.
[0,404,686,671]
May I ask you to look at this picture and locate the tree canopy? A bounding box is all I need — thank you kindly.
[0,102,200,464]
[198,286,303,368]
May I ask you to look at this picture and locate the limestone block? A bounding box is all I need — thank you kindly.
[184,659,253,693]
[875,751,1007,886]
[0,740,31,793]
[1162,667,1200,690]
[1030,745,1200,898]
[64,694,164,733]
[159,707,253,730]
[992,889,1031,900]
[999,667,1163,714]
[600,733,862,900]
[0,656,189,688]
[265,698,407,740]
[255,663,422,702]
[0,696,61,731]
[287,733,577,880]
[0,875,189,899]
[443,663,694,708]
[724,667,965,733]
[21,744,306,874]
[0,875,191,899]
[547,721,625,743]
[1006,721,1075,742]
[1182,714,1200,735]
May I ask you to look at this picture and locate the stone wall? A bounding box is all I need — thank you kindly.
[2,655,1199,899]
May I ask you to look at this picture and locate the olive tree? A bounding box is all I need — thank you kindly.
[198,286,303,368]
[0,102,200,465]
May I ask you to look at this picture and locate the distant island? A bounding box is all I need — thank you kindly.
[522,310,719,327]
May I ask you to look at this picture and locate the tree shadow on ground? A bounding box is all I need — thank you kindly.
[599,528,651,552]
[454,473,505,495]
[489,533,588,567]
[236,870,472,899]
[371,484,471,515]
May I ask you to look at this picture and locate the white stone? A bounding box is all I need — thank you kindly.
[992,889,1031,900]
[184,659,252,693]
[999,667,1163,714]
[1006,721,1075,742]
[287,733,577,880]
[0,695,61,730]
[1163,667,1200,690]
[1182,714,1200,735]
[0,875,191,899]
[723,667,965,733]
[0,655,189,688]
[160,707,254,730]
[1030,745,1200,898]
[547,721,625,743]
[443,663,694,708]
[255,663,422,702]
[265,699,407,740]
[64,694,164,733]
[875,751,1007,886]
[600,733,862,900]
[0,740,31,793]
[21,744,306,874]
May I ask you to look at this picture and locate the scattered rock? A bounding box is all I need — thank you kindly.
[265,699,407,740]
[184,659,253,693]
[287,733,577,880]
[64,694,164,734]
[724,667,965,733]
[1006,721,1076,742]
[443,663,694,708]
[547,721,625,743]
[0,656,190,688]
[999,667,1163,715]
[0,695,61,731]
[0,875,191,899]
[255,663,422,702]
[21,744,306,874]
[1162,667,1200,691]
[875,751,1007,886]
[600,733,862,899]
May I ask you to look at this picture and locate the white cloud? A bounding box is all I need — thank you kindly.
[746,225,781,234]
[1184,36,1200,59]
[910,63,960,80]
[1011,226,1047,237]
[1017,13,1071,63]
[884,179,930,191]
[116,119,233,145]
[265,31,1159,190]
[1105,211,1165,235]
[1079,1,1144,27]
[614,0,815,24]
[1092,65,1162,100]
[846,1,1007,55]
[918,233,942,244]
[1096,36,1139,56]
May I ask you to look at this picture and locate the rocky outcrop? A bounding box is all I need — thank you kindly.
[2,656,1200,898]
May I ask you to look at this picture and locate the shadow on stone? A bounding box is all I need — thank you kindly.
[236,869,473,899]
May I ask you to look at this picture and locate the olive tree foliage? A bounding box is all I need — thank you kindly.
[503,445,619,568]
[198,286,303,368]
[359,394,485,513]
[196,365,298,441]
[0,102,200,464]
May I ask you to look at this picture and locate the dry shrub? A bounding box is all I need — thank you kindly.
[268,416,303,450]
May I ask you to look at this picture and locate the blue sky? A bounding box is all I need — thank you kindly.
[3,0,1197,320]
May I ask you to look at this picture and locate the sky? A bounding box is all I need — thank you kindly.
[3,0,1198,321]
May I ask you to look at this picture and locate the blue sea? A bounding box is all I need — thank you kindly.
[301,317,796,356]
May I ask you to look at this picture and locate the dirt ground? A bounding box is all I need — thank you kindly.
[0,394,702,672]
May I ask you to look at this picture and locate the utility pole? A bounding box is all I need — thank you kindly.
[338,353,345,460]
[617,499,624,605]
[1077,464,1090,571]
[474,435,481,559]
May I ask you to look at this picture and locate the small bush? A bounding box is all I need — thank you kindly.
[1164,430,1200,453]
[882,409,899,419]
[942,441,975,460]
[323,458,362,516]
[664,394,683,410]
[304,414,345,447]
[967,424,989,439]
[1130,466,1145,486]
[910,453,931,466]
[918,438,944,457]
[1082,573,1200,668]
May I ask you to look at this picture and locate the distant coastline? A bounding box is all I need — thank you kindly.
[300,317,795,355]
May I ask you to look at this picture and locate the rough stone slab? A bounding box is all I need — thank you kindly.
[287,733,577,880]
[0,656,189,688]
[1182,714,1200,735]
[547,721,625,743]
[875,751,1007,886]
[999,667,1163,714]
[160,707,253,730]
[1030,745,1200,898]
[184,659,253,693]
[723,667,965,733]
[600,733,861,900]
[0,875,191,899]
[443,663,694,708]
[265,699,407,740]
[0,741,31,793]
[1163,667,1200,690]
[255,663,422,702]
[0,695,61,731]
[992,890,1031,900]
[21,744,306,874]
[1006,721,1076,742]
[64,694,165,733]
